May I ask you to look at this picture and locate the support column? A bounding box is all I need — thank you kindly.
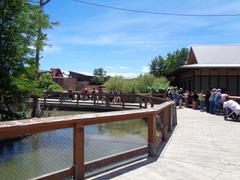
[73,124,85,180]
[148,114,156,156]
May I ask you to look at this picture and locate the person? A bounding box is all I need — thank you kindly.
[184,90,189,108]
[198,90,205,111]
[192,91,198,109]
[179,88,184,108]
[166,88,172,100]
[221,90,229,105]
[83,88,88,100]
[209,88,216,114]
[91,88,96,101]
[172,88,179,106]
[205,90,211,113]
[214,89,222,114]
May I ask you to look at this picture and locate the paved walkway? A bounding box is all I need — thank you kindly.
[91,108,240,180]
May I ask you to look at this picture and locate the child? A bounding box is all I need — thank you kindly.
[198,90,205,111]
[205,90,211,113]
[184,90,189,108]
[192,91,198,110]
[179,88,184,108]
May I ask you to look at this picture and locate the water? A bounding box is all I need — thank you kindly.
[0,111,147,179]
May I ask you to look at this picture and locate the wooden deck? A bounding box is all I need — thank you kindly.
[90,108,240,180]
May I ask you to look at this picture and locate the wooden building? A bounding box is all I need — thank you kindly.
[171,45,240,95]
[50,69,95,91]
[69,71,93,90]
[51,68,77,90]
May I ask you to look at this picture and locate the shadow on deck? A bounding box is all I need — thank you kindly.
[89,127,177,180]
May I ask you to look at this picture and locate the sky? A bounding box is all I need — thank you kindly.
[42,0,240,78]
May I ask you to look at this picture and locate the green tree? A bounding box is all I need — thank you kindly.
[104,76,125,92]
[150,48,189,78]
[0,0,53,120]
[93,68,107,78]
[91,68,107,85]
[38,73,63,91]
[150,56,166,77]
[104,74,169,94]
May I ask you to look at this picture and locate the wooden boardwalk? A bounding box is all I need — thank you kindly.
[39,98,142,111]
[90,108,240,180]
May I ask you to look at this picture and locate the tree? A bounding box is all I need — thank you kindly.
[104,74,169,94]
[39,73,63,91]
[90,68,108,85]
[31,0,56,118]
[93,68,107,78]
[0,0,53,120]
[150,56,166,77]
[150,48,189,78]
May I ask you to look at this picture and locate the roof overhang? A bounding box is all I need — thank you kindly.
[180,64,240,69]
[168,64,240,76]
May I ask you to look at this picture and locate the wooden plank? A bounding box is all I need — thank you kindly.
[73,124,85,180]
[162,108,169,141]
[33,167,73,180]
[85,146,148,172]
[147,113,157,156]
[155,134,162,148]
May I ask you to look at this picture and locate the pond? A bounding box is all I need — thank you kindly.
[0,110,148,179]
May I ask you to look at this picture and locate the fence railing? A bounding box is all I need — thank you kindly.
[0,100,177,180]
[39,92,166,110]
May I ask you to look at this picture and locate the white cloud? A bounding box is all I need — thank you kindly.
[107,72,138,79]
[141,66,150,74]
[43,45,61,53]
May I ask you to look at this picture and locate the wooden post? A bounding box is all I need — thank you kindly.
[122,95,125,109]
[106,94,110,107]
[144,99,147,108]
[60,93,63,106]
[73,124,85,180]
[77,93,79,106]
[173,103,177,126]
[147,114,156,156]
[151,99,154,108]
[43,93,47,107]
[93,94,96,106]
[162,108,169,141]
[168,106,173,131]
[139,97,142,109]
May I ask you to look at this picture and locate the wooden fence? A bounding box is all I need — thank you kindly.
[39,92,166,110]
[0,100,177,180]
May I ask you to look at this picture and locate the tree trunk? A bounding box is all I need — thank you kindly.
[31,96,41,118]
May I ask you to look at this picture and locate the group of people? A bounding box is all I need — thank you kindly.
[68,88,122,104]
[167,87,229,115]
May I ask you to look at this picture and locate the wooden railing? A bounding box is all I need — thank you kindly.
[40,91,166,110]
[0,100,177,180]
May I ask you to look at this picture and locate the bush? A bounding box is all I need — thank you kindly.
[104,74,169,94]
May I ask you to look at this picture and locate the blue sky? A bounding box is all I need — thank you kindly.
[42,0,240,78]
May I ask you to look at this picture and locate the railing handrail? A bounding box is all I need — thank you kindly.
[0,100,176,180]
[0,101,173,138]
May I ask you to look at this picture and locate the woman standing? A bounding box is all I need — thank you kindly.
[205,90,211,113]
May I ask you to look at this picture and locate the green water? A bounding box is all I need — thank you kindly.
[0,110,147,180]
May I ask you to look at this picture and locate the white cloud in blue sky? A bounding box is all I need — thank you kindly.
[42,0,240,78]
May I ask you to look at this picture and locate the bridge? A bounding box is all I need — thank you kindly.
[38,92,166,111]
